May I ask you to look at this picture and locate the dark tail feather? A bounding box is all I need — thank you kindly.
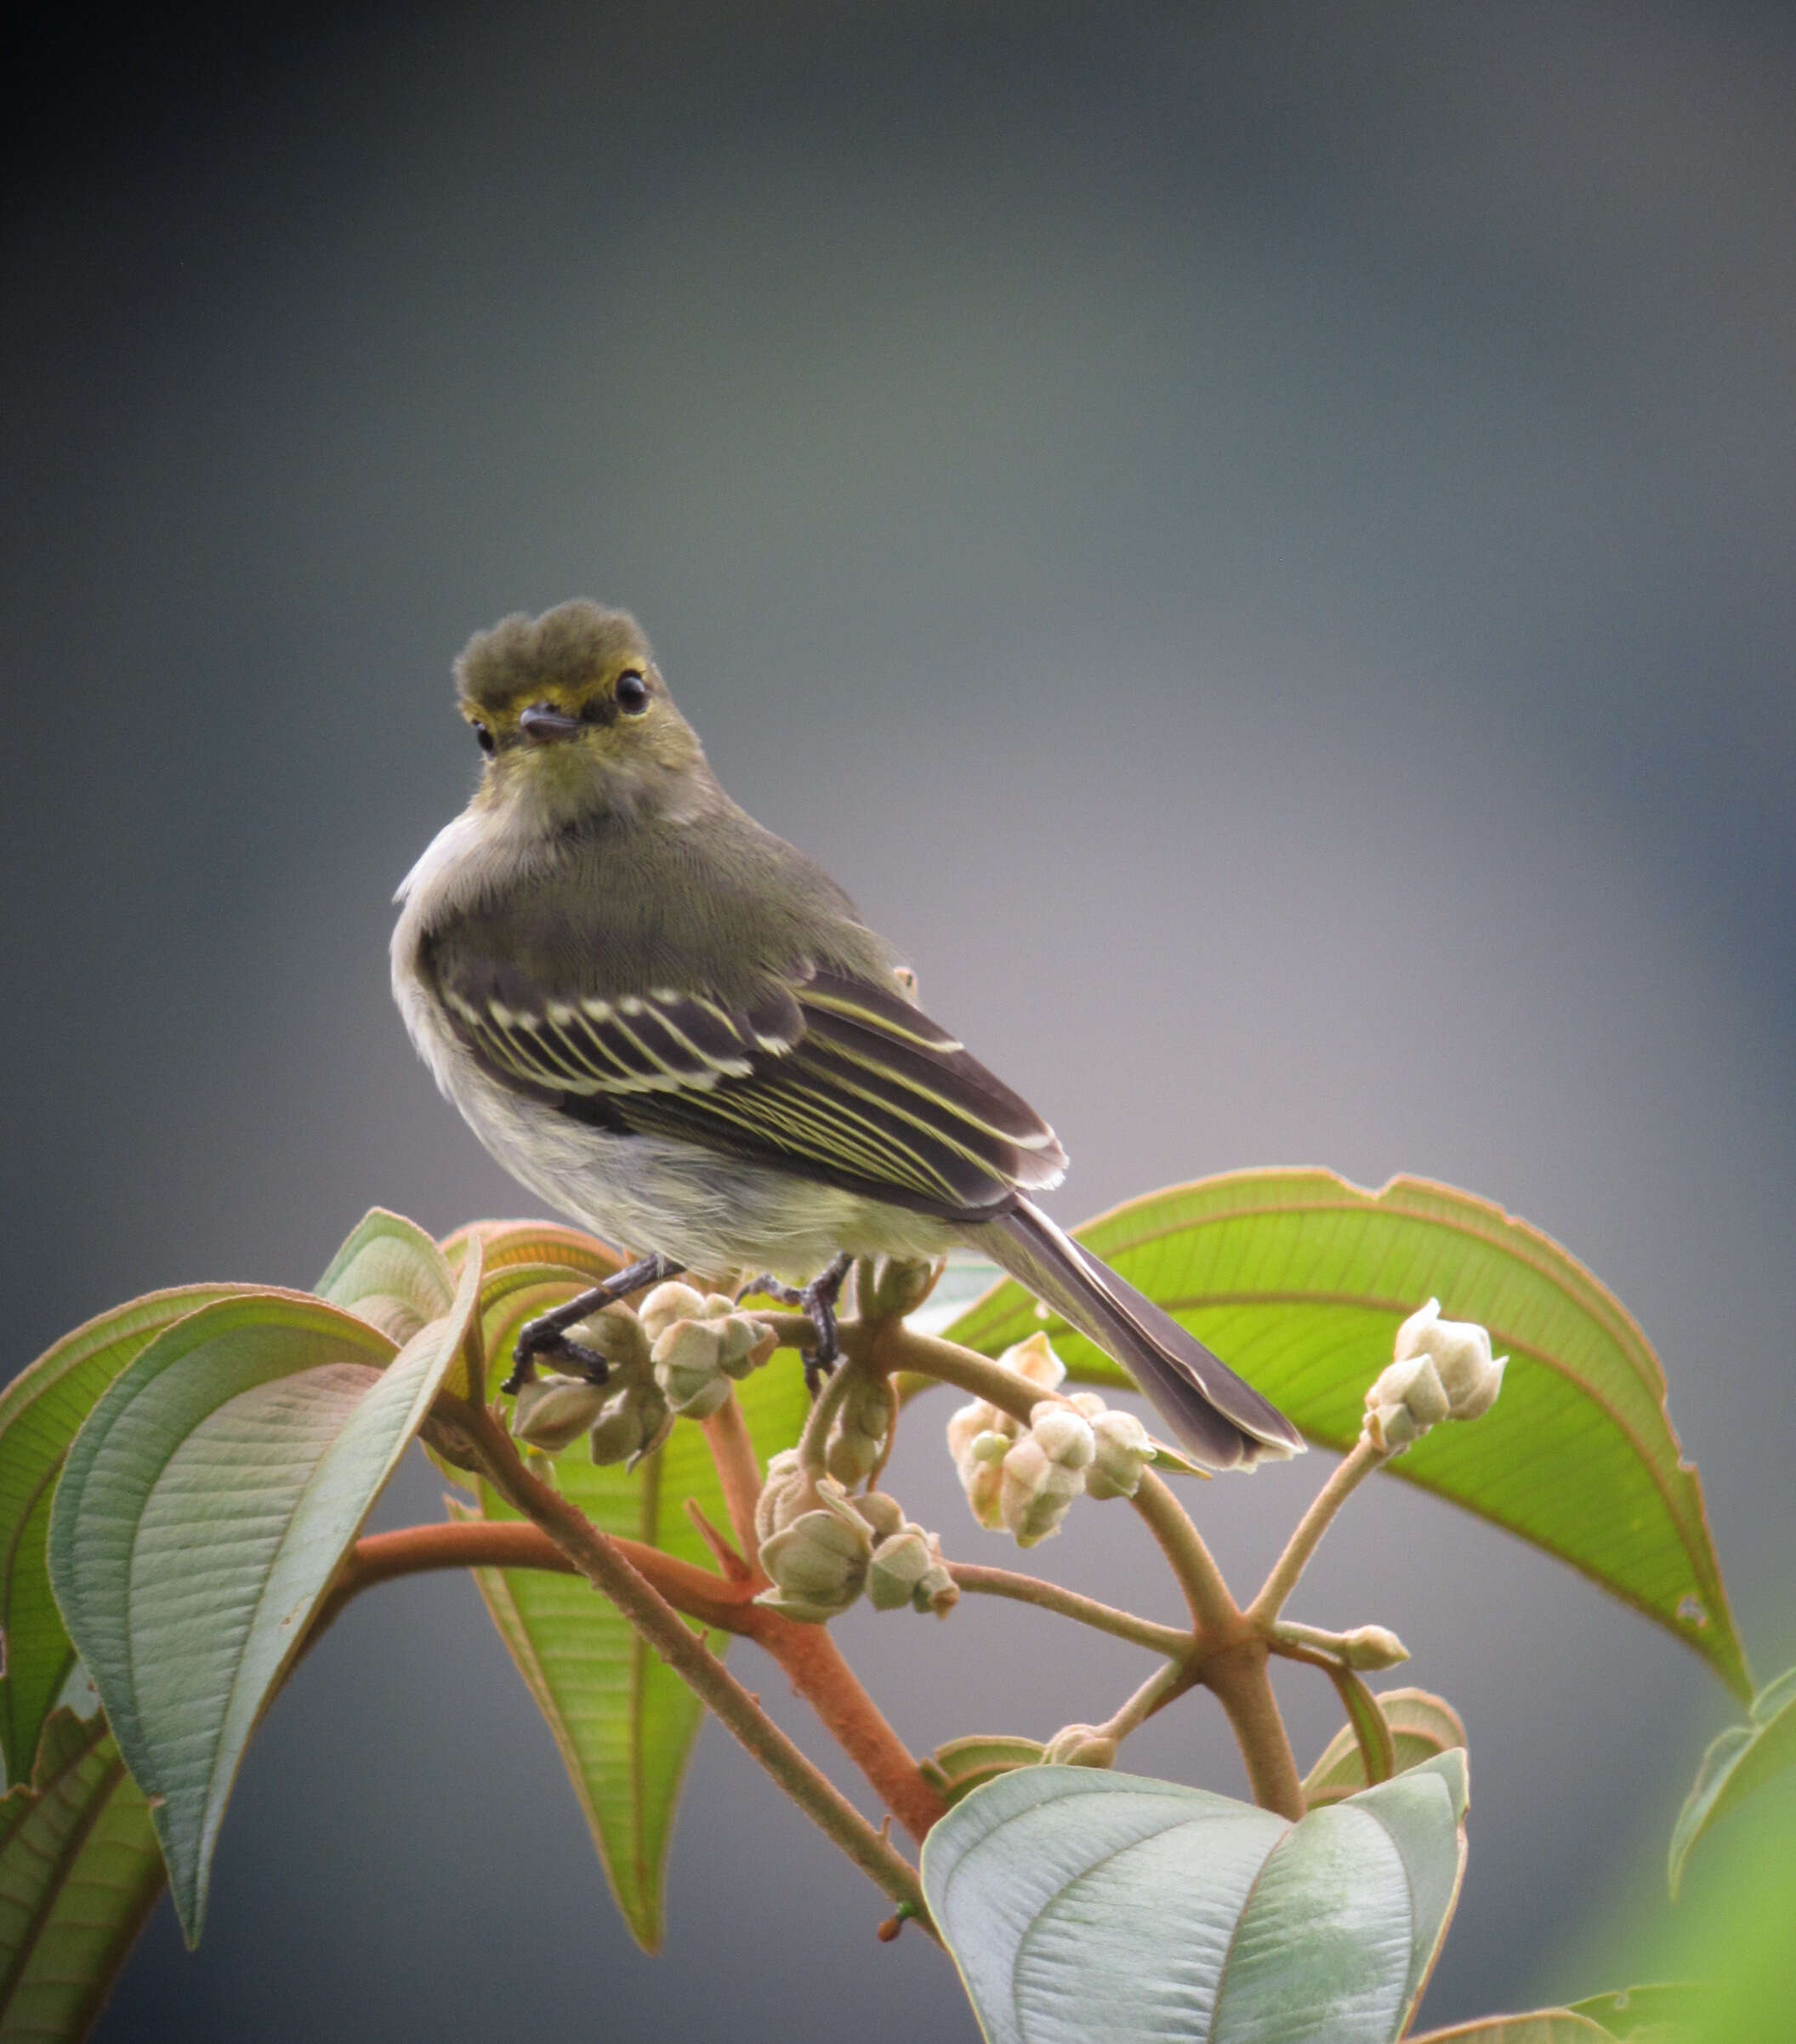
[967,1198,1304,1472]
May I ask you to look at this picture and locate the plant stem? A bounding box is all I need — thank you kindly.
[315,1510,948,1845]
[797,1349,864,1477]
[1247,1437,1384,1626]
[447,1395,933,1926]
[1098,1660,1190,1745]
[947,1563,1191,1657]
[1128,1469,1239,1637]
[701,1392,765,1561]
[1203,1641,1305,1820]
[756,1623,947,1843]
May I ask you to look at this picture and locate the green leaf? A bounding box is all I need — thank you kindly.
[918,1735,1048,1808]
[1406,2019,1614,2042]
[454,1255,809,1950]
[944,1170,1746,1700]
[922,1751,1469,2044]
[1667,1665,1796,1898]
[1302,1688,1468,1808]
[1566,1984,1709,2039]
[316,1207,456,1347]
[0,1709,166,2043]
[48,1249,480,1945]
[0,1285,257,1787]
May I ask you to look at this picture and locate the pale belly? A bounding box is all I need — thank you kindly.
[440,1036,956,1285]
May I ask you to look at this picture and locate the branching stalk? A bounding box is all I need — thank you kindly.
[947,1563,1191,1657]
[701,1392,765,1561]
[1248,1437,1384,1626]
[443,1393,935,1924]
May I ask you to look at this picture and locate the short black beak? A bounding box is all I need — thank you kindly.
[518,703,583,743]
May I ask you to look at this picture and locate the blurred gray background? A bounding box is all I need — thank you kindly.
[6,1,1794,2035]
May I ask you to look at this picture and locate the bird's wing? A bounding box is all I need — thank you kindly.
[430,953,1066,1219]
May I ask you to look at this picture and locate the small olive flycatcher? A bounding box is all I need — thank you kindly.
[392,601,1300,1470]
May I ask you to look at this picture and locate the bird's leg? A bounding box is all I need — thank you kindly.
[799,1254,855,1394]
[503,1254,684,1393]
[739,1254,855,1398]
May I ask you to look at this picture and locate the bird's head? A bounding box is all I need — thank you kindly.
[453,600,708,824]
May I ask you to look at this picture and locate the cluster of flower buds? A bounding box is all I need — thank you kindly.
[638,1281,777,1419]
[1362,1298,1507,1454]
[510,1302,674,1471]
[823,1368,895,1488]
[946,1334,1157,1546]
[753,1450,958,1622]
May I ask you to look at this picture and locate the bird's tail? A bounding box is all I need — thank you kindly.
[966,1198,1304,1472]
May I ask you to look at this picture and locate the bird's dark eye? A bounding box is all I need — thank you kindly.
[472,720,496,755]
[616,670,650,715]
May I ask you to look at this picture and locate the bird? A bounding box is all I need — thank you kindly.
[391,600,1302,1471]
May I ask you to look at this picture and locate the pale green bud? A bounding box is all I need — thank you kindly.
[859,1255,941,1322]
[1362,1352,1450,1454]
[1338,1625,1410,1671]
[947,1398,1019,1530]
[997,1435,1084,1547]
[715,1312,776,1380]
[512,1375,611,1453]
[755,1447,814,1546]
[588,1381,673,1468]
[1084,1408,1154,1500]
[1043,1723,1119,1769]
[651,1317,731,1417]
[865,1527,933,1610]
[755,1481,874,1623]
[1392,1298,1507,1421]
[637,1280,710,1343]
[855,1489,907,1540]
[1027,1400,1095,1470]
[864,1519,958,1616]
[826,1369,895,1487]
[560,1302,652,1377]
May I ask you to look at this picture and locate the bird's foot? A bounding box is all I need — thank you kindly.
[799,1254,855,1397]
[737,1257,854,1393]
[503,1253,684,1393]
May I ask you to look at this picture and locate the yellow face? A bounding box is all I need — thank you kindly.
[460,653,661,761]
[451,601,704,810]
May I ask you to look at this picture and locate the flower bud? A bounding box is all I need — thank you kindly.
[755,1481,874,1622]
[587,1381,673,1468]
[1338,1625,1410,1671]
[511,1375,611,1453]
[646,1286,774,1415]
[860,1255,941,1323]
[997,1436,1084,1547]
[1043,1723,1119,1769]
[715,1312,776,1381]
[1026,1400,1095,1470]
[825,1370,895,1487]
[1392,1299,1507,1421]
[865,1527,931,1610]
[997,1331,1067,1394]
[947,1397,1020,1530]
[637,1280,711,1343]
[755,1447,815,1546]
[855,1489,907,1540]
[650,1318,730,1416]
[1084,1408,1154,1500]
[560,1302,652,1378]
[865,1522,959,1617]
[1362,1352,1451,1454]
